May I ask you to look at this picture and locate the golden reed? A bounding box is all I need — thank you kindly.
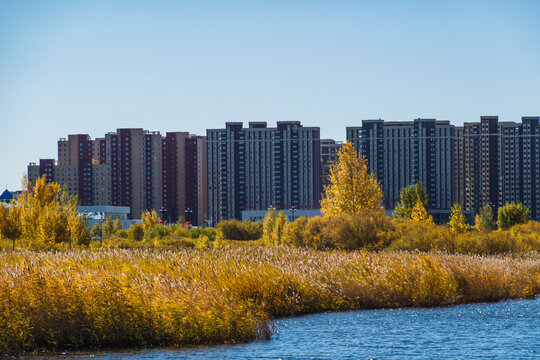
[0,247,538,353]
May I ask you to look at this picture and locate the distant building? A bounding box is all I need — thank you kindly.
[162,133,207,226]
[347,119,455,217]
[0,189,14,204]
[320,139,343,191]
[455,116,540,220]
[207,121,321,225]
[28,129,207,223]
[242,209,322,222]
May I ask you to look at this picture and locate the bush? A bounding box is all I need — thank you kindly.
[388,219,455,253]
[144,224,172,240]
[114,229,129,239]
[172,225,190,238]
[129,223,144,241]
[217,219,263,240]
[282,216,309,248]
[189,227,217,241]
[282,211,392,250]
[497,203,529,230]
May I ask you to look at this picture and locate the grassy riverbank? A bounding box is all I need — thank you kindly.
[1,247,539,354]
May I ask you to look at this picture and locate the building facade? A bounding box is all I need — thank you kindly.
[456,116,540,220]
[347,119,454,216]
[207,121,321,224]
[28,129,206,222]
[320,139,343,190]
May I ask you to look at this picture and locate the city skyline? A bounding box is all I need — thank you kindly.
[3,1,540,189]
[26,115,540,223]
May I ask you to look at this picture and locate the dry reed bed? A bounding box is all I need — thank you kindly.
[0,247,539,354]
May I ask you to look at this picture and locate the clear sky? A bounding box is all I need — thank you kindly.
[1,0,540,190]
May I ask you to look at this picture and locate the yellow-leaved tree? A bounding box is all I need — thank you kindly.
[142,209,160,230]
[0,203,22,250]
[448,203,468,233]
[411,200,433,223]
[14,175,90,248]
[320,141,383,216]
[272,211,288,246]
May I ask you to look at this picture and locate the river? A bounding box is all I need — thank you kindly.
[25,297,539,359]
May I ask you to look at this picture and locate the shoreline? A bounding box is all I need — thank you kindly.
[1,248,539,355]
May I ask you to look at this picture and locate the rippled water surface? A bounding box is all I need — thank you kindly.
[26,297,539,359]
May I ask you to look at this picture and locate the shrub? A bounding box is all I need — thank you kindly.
[129,223,144,241]
[475,205,496,231]
[172,225,190,238]
[497,203,529,230]
[282,216,309,248]
[114,229,129,239]
[217,219,262,240]
[282,211,392,250]
[388,219,455,252]
[144,224,172,240]
[189,227,217,241]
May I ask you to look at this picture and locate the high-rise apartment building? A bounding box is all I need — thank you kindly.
[320,139,343,190]
[347,119,454,214]
[456,116,540,220]
[28,129,206,222]
[207,121,320,224]
[162,132,207,226]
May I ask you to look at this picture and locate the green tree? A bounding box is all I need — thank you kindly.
[497,203,529,230]
[411,200,432,223]
[394,183,429,219]
[475,205,496,231]
[320,142,383,216]
[448,203,468,233]
[262,207,277,245]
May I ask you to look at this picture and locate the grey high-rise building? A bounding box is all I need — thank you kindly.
[207,121,321,224]
[456,116,540,220]
[347,119,454,217]
[320,139,343,190]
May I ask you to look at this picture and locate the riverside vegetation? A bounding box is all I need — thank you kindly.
[1,143,540,354]
[0,248,539,353]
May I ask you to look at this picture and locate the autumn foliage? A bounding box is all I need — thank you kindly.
[0,175,90,249]
[320,141,383,216]
[0,248,538,353]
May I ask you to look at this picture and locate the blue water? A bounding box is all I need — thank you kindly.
[26,297,539,359]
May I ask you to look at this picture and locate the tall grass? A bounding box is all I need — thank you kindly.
[0,247,539,354]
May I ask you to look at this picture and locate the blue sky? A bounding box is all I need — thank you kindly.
[1,0,540,190]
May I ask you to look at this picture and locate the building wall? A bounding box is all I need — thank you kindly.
[185,135,207,226]
[162,132,187,223]
[28,128,207,221]
[453,127,465,206]
[522,117,540,220]
[320,139,342,191]
[91,163,111,206]
[346,119,454,212]
[207,121,321,225]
